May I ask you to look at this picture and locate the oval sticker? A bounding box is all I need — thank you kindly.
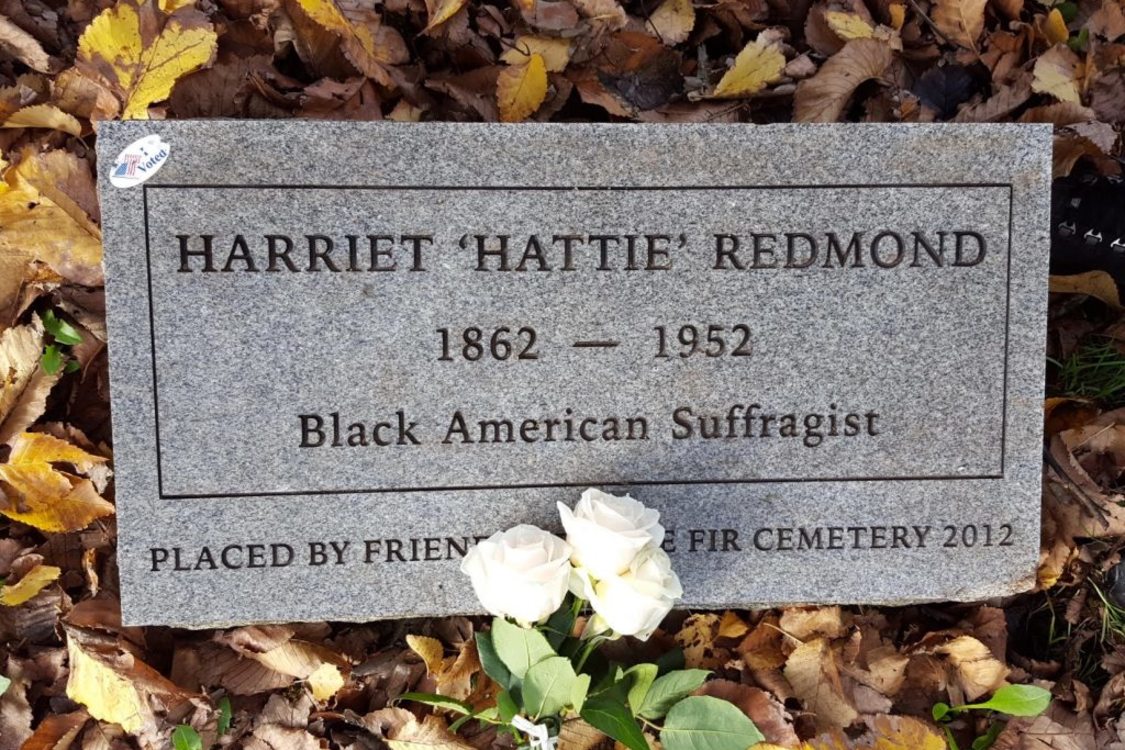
[109,134,170,188]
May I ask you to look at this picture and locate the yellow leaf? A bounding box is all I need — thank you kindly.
[932,0,988,47]
[76,0,217,119]
[67,639,147,733]
[287,0,403,85]
[1050,270,1121,307]
[0,317,60,445]
[159,0,195,10]
[307,662,345,702]
[424,0,469,33]
[794,38,894,121]
[0,150,102,288]
[497,53,548,122]
[867,715,946,750]
[718,610,749,639]
[784,638,858,732]
[501,36,571,72]
[934,635,1008,701]
[648,0,695,45]
[387,714,475,750]
[0,432,114,533]
[1,104,82,135]
[1033,43,1083,103]
[65,628,188,734]
[888,3,906,29]
[407,634,445,675]
[825,10,876,38]
[1043,7,1070,44]
[712,38,786,98]
[0,564,60,606]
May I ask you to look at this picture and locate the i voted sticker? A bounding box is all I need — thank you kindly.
[109,134,170,188]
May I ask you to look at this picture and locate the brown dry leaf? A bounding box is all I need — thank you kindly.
[699,680,800,747]
[386,714,476,750]
[497,53,548,121]
[954,73,1032,121]
[0,432,114,534]
[1,104,82,135]
[780,607,846,640]
[0,317,61,445]
[712,37,786,97]
[250,639,349,701]
[991,0,1022,20]
[0,564,61,606]
[648,0,695,45]
[784,638,858,732]
[558,719,607,750]
[0,150,102,289]
[76,0,218,119]
[1033,44,1084,104]
[934,635,1009,701]
[677,613,729,669]
[794,39,894,121]
[19,710,89,750]
[1051,271,1122,307]
[501,36,571,71]
[287,0,404,85]
[0,15,52,73]
[933,0,988,47]
[739,614,787,670]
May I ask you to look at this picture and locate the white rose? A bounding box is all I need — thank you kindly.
[558,488,664,579]
[573,544,683,640]
[460,525,573,624]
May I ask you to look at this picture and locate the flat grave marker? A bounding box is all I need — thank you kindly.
[97,121,1051,627]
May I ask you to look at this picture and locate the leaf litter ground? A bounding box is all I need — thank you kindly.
[1,0,1125,745]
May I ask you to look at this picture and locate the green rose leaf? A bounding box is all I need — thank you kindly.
[398,691,474,715]
[524,656,579,719]
[171,726,202,750]
[477,630,514,689]
[660,696,764,750]
[491,617,556,680]
[623,663,658,716]
[0,675,10,696]
[959,684,1052,717]
[498,690,520,723]
[581,695,648,750]
[639,669,711,719]
[572,673,592,714]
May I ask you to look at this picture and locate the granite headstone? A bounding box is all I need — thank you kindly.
[97,121,1051,627]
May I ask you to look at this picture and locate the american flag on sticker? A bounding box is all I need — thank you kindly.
[113,153,142,178]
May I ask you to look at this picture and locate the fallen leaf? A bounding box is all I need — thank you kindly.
[286,0,404,85]
[500,35,571,72]
[0,564,61,606]
[1,104,82,135]
[780,607,847,640]
[0,317,61,445]
[1051,271,1122,307]
[648,0,695,45]
[76,0,218,119]
[497,53,548,121]
[784,638,858,731]
[0,150,102,289]
[825,10,875,38]
[1043,8,1070,45]
[0,432,114,534]
[307,662,345,702]
[934,635,1009,701]
[1033,44,1083,104]
[18,710,88,750]
[794,38,894,121]
[386,714,476,750]
[423,0,469,32]
[712,37,786,97]
[0,15,52,73]
[933,0,988,48]
[66,626,191,735]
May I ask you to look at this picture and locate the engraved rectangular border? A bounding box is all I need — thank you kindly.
[141,183,1015,500]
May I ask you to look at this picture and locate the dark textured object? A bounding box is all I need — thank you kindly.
[913,65,977,120]
[1050,166,1125,289]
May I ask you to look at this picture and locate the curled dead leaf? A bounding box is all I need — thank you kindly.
[932,0,988,48]
[794,38,895,121]
[1051,271,1122,307]
[0,432,114,534]
[1033,44,1083,104]
[0,564,61,606]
